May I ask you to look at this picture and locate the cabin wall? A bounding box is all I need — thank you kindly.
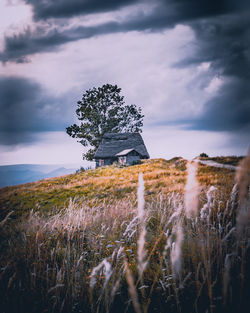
[126,155,141,165]
[96,153,141,168]
[104,158,116,166]
[95,158,117,168]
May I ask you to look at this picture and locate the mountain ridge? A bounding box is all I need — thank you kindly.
[0,164,79,187]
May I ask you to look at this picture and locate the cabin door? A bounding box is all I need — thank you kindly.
[118,156,126,165]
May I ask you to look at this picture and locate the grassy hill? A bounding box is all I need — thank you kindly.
[0,157,249,313]
[0,158,235,218]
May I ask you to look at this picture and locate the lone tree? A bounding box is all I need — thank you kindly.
[66,84,144,160]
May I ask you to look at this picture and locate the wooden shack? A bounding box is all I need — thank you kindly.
[94,133,149,167]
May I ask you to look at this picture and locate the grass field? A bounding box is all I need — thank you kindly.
[0,156,249,313]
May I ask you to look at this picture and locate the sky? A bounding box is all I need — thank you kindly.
[0,0,249,165]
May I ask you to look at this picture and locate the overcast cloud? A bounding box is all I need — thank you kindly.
[0,0,249,163]
[0,76,76,145]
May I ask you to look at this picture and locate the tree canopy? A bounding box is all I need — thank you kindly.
[66,84,144,160]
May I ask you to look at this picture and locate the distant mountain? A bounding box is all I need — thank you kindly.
[44,167,76,178]
[0,164,79,188]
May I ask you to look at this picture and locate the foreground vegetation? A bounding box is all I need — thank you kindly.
[0,157,249,313]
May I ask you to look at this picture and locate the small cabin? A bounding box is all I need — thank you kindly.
[94,133,150,168]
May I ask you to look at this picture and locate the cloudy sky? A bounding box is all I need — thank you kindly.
[0,0,249,165]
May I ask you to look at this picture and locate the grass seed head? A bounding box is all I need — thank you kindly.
[137,173,147,278]
[170,220,183,279]
[184,162,200,218]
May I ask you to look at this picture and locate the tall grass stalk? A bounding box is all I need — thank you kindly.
[184,161,200,218]
[235,151,250,234]
[137,173,147,279]
[170,220,184,279]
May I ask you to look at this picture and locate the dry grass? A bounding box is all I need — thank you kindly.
[0,156,249,313]
[200,155,244,166]
[0,158,186,219]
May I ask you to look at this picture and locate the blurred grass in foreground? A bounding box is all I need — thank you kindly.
[0,156,249,313]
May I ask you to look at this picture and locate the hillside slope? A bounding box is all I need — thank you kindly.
[0,158,236,219]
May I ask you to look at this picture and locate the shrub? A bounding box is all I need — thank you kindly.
[75,166,86,173]
[199,152,209,158]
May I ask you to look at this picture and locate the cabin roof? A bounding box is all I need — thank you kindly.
[94,133,150,159]
[116,148,135,156]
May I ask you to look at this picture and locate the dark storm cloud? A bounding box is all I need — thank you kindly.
[25,0,138,20]
[179,12,250,132]
[0,77,73,145]
[176,12,250,78]
[177,79,250,132]
[2,0,249,63]
[25,0,249,21]
[0,22,121,63]
[1,0,249,134]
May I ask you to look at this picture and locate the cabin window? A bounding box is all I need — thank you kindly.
[118,156,126,165]
[99,159,104,166]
